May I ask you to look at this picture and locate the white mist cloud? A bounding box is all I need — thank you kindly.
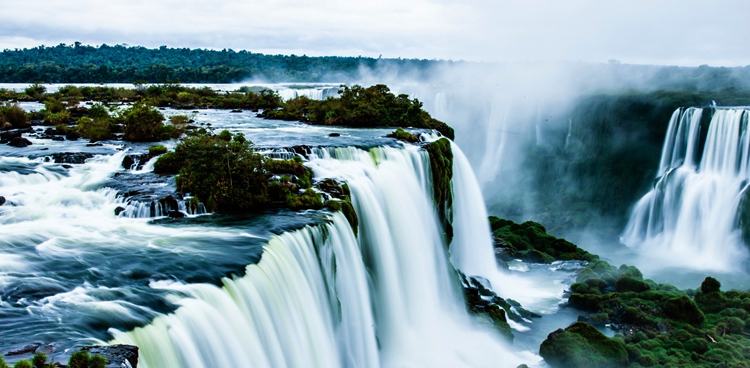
[0,0,748,66]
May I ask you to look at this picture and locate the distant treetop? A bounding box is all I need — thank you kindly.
[0,43,455,83]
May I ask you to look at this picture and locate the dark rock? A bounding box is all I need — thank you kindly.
[114,206,126,216]
[66,131,81,141]
[51,136,65,141]
[86,143,104,147]
[8,137,32,147]
[329,133,341,137]
[231,109,243,113]
[0,196,5,206]
[167,210,185,218]
[80,344,139,368]
[7,343,41,355]
[1,130,21,143]
[50,152,94,164]
[614,276,651,293]
[701,276,721,293]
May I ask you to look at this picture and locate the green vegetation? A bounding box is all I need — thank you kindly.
[68,351,107,368]
[0,43,448,83]
[0,102,29,129]
[489,217,597,263]
[265,85,453,139]
[560,259,750,367]
[426,138,454,244]
[148,145,168,155]
[540,322,629,368]
[386,127,419,143]
[154,131,269,211]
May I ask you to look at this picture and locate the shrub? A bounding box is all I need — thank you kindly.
[32,353,47,368]
[68,351,89,368]
[122,102,166,142]
[154,131,268,211]
[77,117,113,141]
[0,103,29,129]
[24,83,46,99]
[12,361,31,368]
[89,355,107,368]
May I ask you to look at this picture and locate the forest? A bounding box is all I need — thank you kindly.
[0,43,449,83]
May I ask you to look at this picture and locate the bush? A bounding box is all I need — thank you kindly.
[155,131,268,211]
[68,351,89,368]
[122,102,166,141]
[12,361,31,368]
[32,353,47,368]
[89,355,107,368]
[0,103,29,129]
[76,117,113,141]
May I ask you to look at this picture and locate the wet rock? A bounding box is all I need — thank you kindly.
[167,210,185,218]
[329,133,340,137]
[79,344,139,368]
[0,130,21,143]
[0,196,5,206]
[121,154,153,170]
[231,109,243,113]
[8,137,32,147]
[51,136,65,141]
[86,142,103,147]
[7,343,41,355]
[50,152,95,164]
[66,131,81,141]
[114,206,126,216]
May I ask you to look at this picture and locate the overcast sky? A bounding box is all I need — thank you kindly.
[0,0,748,66]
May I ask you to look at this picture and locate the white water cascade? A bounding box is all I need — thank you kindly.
[448,142,567,313]
[621,107,750,271]
[111,145,537,368]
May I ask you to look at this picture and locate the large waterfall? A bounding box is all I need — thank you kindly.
[621,107,750,271]
[110,145,537,368]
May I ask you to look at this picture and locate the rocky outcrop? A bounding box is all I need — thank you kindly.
[540,322,629,368]
[79,345,138,368]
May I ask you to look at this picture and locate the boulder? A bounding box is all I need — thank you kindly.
[114,206,126,216]
[8,137,32,147]
[50,153,94,164]
[540,322,628,368]
[663,295,705,325]
[329,133,341,137]
[0,196,5,206]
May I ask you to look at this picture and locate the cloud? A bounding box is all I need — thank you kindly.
[1,0,748,66]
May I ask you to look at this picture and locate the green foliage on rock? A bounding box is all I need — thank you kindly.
[425,138,453,244]
[540,322,629,368]
[561,253,750,367]
[267,85,454,139]
[148,145,168,155]
[154,131,268,211]
[386,127,419,143]
[0,102,29,129]
[121,102,166,141]
[488,217,597,263]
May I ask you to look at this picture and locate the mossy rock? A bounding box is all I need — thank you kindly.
[700,277,721,293]
[663,295,705,325]
[683,337,709,354]
[615,276,651,293]
[540,322,629,368]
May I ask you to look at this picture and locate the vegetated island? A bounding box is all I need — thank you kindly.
[472,217,750,368]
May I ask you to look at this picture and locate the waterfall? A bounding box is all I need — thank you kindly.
[621,107,750,271]
[111,145,536,368]
[448,142,568,313]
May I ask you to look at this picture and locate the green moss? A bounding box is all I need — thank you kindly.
[426,138,453,244]
[12,361,31,368]
[615,276,652,293]
[540,322,629,368]
[148,145,168,155]
[386,127,419,143]
[489,217,596,263]
[663,295,705,325]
